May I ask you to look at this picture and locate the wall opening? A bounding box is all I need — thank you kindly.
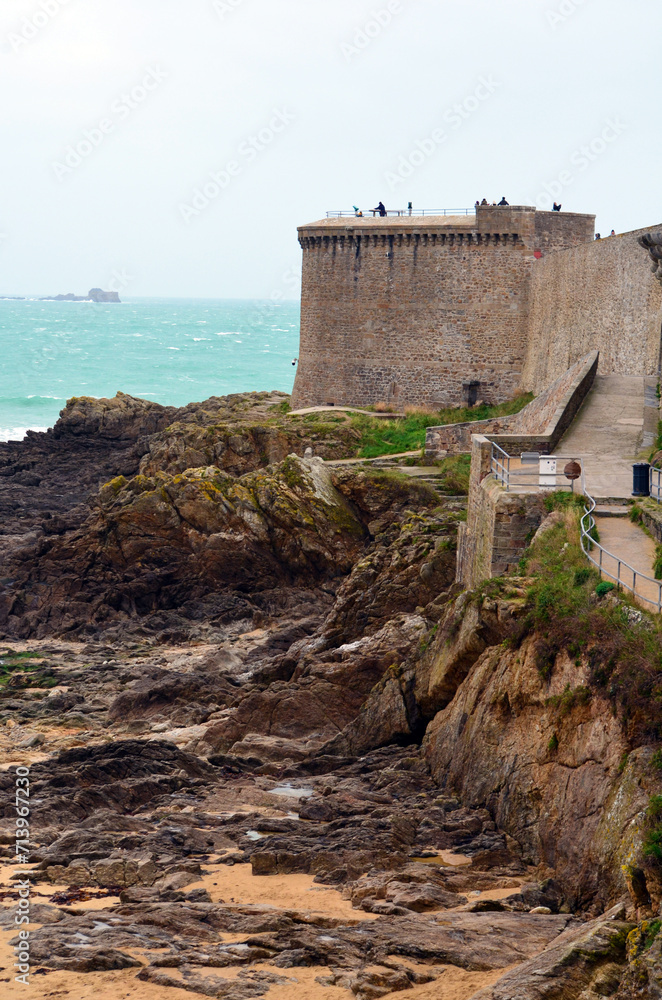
[463,381,481,407]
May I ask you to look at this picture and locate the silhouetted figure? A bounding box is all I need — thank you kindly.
[498,197,509,206]
[408,201,413,216]
[553,203,562,212]
[595,233,602,240]
[610,229,616,236]
[481,198,489,205]
[373,201,387,217]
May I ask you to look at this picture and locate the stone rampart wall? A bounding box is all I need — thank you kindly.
[522,226,662,393]
[293,231,532,410]
[292,205,596,411]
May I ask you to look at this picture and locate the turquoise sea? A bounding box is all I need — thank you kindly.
[0,298,300,442]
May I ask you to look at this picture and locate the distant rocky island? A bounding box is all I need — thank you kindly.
[40,287,121,303]
[0,288,121,302]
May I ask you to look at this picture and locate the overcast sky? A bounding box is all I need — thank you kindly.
[0,0,659,299]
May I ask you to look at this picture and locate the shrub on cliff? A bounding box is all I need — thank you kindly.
[512,508,662,745]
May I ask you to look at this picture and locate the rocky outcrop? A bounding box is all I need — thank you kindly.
[471,907,633,999]
[323,586,526,757]
[204,614,428,754]
[0,457,368,638]
[40,289,121,302]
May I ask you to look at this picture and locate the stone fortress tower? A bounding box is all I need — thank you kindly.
[291,204,662,409]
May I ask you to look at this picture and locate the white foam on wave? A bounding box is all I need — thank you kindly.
[0,426,49,442]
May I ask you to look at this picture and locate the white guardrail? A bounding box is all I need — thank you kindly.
[490,442,662,613]
[580,494,662,614]
[490,443,582,493]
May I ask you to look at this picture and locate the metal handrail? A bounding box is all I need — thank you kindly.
[580,493,662,613]
[326,208,474,219]
[489,444,580,493]
[488,442,662,612]
[491,440,511,488]
[651,466,662,505]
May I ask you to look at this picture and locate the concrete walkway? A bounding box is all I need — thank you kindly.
[558,375,646,498]
[594,515,661,611]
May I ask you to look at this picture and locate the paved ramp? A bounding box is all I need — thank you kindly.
[559,376,646,498]
[593,515,661,612]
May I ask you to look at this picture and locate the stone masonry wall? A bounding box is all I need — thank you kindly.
[292,206,595,411]
[521,225,662,393]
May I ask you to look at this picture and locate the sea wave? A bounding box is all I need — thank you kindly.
[0,395,65,407]
[0,426,49,442]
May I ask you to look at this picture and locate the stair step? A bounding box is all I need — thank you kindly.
[594,505,630,517]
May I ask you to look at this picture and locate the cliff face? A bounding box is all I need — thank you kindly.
[424,624,652,910]
[324,572,662,915]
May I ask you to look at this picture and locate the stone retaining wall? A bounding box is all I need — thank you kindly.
[427,351,598,459]
[457,434,547,588]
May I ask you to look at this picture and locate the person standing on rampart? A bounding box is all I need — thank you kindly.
[498,196,509,206]
[373,201,387,217]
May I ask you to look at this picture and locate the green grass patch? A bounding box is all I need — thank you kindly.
[542,491,586,514]
[349,394,533,459]
[596,581,615,597]
[435,454,472,495]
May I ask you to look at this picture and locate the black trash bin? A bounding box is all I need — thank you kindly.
[633,462,651,497]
